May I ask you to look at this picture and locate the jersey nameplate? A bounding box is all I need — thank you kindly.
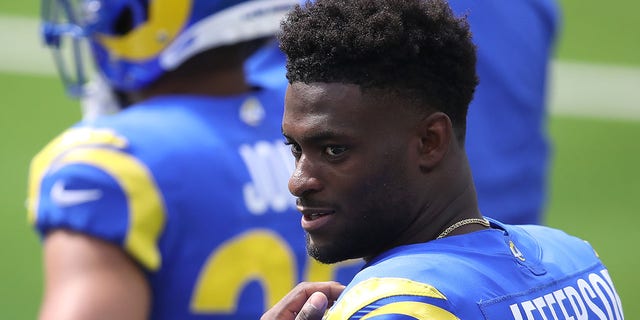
[480,267,623,320]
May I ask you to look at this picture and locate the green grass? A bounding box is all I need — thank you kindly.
[0,3,34,17]
[556,0,640,66]
[0,72,78,318]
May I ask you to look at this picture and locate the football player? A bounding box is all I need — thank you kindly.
[275,0,624,318]
[29,0,360,319]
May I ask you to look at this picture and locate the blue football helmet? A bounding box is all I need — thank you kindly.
[41,0,298,96]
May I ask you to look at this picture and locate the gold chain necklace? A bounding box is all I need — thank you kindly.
[436,218,490,239]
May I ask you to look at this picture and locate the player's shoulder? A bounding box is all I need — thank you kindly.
[30,125,130,175]
[325,276,458,320]
[505,221,593,248]
[507,222,601,266]
[28,123,150,224]
[28,124,166,270]
[325,244,488,319]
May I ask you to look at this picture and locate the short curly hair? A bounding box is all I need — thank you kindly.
[279,0,478,143]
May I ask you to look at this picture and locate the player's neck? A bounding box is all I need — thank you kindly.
[427,160,485,239]
[129,67,254,103]
[381,160,482,255]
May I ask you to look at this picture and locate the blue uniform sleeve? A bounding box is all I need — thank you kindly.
[34,162,130,246]
[27,127,167,271]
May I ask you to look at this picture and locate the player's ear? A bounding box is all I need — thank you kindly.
[416,112,452,170]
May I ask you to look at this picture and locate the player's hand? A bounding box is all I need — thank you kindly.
[261,281,345,320]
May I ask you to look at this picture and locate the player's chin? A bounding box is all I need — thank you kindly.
[306,237,351,264]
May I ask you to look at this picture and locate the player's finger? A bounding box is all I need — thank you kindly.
[294,292,328,320]
[261,282,344,320]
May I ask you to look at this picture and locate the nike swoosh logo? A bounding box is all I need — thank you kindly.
[50,180,103,207]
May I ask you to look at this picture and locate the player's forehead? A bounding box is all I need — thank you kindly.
[285,82,363,107]
[282,82,369,140]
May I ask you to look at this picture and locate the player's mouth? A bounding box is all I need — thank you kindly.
[297,206,335,231]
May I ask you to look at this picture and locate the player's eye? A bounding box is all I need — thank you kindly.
[325,146,347,157]
[284,140,302,157]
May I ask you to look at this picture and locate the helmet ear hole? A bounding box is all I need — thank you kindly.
[113,7,134,35]
[112,3,148,36]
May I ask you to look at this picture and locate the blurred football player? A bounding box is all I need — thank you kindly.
[28,0,359,319]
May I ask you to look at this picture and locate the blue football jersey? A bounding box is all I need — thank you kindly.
[28,89,361,319]
[324,219,624,319]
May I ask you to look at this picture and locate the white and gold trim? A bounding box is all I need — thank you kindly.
[325,277,453,319]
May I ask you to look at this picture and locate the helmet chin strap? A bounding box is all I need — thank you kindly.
[81,74,122,121]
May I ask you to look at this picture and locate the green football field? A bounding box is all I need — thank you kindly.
[1,1,638,318]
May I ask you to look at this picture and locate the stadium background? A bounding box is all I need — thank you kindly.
[0,0,638,318]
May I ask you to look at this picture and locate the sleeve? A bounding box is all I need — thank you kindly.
[35,162,129,244]
[324,277,460,319]
[27,127,167,271]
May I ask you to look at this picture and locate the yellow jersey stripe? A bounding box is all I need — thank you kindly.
[58,147,166,271]
[361,301,459,320]
[27,128,128,224]
[325,277,447,319]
